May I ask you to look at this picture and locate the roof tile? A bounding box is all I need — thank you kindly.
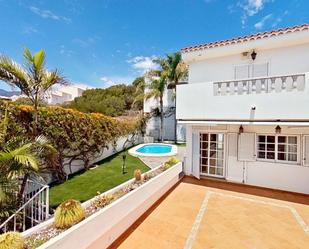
[181,24,309,53]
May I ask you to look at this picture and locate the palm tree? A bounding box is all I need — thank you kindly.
[0,48,69,126]
[132,76,146,111]
[145,74,167,142]
[158,52,188,142]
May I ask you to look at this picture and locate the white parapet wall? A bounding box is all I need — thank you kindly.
[23,162,183,249]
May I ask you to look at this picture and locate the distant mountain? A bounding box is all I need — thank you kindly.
[0,89,21,97]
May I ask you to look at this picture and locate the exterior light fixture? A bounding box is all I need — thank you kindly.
[275,125,281,134]
[251,50,257,60]
[239,125,244,134]
[122,153,127,174]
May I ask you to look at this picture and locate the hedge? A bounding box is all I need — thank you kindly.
[0,101,140,181]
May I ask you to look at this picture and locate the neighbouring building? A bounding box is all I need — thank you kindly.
[44,84,91,104]
[177,24,309,194]
[144,77,186,142]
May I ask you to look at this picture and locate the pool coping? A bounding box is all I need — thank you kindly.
[128,143,178,157]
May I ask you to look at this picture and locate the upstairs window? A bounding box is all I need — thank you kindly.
[234,63,269,79]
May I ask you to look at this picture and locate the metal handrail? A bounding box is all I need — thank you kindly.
[0,181,49,233]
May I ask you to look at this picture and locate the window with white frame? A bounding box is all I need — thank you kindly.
[257,135,298,163]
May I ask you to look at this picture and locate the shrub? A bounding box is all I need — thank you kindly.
[91,194,113,210]
[54,199,85,229]
[0,102,140,180]
[0,232,24,249]
[134,169,142,181]
[143,173,150,181]
[163,157,180,170]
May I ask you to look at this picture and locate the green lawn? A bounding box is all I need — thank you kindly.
[49,151,149,208]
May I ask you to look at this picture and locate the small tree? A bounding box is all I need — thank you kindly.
[0,48,69,127]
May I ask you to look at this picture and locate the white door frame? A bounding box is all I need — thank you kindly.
[199,132,226,178]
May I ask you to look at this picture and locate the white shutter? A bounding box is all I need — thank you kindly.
[252,63,269,77]
[303,136,309,166]
[238,133,256,161]
[192,131,200,179]
[235,65,250,79]
[228,133,238,158]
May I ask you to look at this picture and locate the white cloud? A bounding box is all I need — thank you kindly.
[100,76,134,88]
[72,36,100,47]
[22,26,38,35]
[237,0,274,27]
[59,45,74,57]
[30,6,71,23]
[127,55,159,73]
[254,14,272,29]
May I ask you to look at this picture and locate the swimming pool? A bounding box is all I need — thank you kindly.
[129,143,178,157]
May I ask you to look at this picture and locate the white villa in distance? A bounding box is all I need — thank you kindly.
[177,24,309,194]
[44,84,91,104]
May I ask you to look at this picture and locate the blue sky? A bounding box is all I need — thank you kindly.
[0,0,308,90]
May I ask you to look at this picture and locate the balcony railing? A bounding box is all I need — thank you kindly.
[213,74,305,96]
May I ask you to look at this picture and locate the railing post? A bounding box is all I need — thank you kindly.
[46,186,49,219]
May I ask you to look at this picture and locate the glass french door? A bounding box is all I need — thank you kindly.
[200,133,225,177]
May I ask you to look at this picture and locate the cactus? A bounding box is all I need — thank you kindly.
[54,199,85,229]
[0,232,24,249]
[134,169,142,181]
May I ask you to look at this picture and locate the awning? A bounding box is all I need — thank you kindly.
[177,120,309,127]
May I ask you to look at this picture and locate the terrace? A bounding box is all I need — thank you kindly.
[105,177,309,249]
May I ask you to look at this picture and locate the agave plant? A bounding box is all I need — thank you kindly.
[54,199,85,229]
[0,232,25,249]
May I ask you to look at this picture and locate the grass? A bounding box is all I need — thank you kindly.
[49,151,150,208]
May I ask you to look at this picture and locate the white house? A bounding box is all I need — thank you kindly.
[45,84,91,104]
[177,24,309,194]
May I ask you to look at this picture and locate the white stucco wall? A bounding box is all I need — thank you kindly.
[185,124,309,194]
[177,31,309,121]
[177,73,309,121]
[45,134,142,183]
[188,42,309,84]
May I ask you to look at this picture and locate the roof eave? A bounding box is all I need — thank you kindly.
[182,28,309,63]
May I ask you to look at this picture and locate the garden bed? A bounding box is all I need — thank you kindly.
[23,161,183,249]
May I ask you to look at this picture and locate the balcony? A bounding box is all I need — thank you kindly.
[176,73,309,121]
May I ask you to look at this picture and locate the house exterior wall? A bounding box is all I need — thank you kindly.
[45,84,90,104]
[176,73,309,121]
[188,42,309,84]
[184,124,309,194]
[179,29,309,194]
[177,31,309,122]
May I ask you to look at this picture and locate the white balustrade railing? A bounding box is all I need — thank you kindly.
[213,74,305,96]
[0,179,49,233]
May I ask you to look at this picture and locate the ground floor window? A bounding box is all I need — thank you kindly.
[257,135,298,163]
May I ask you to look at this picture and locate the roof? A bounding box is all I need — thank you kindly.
[181,24,309,54]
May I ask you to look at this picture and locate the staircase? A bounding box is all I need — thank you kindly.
[0,179,50,233]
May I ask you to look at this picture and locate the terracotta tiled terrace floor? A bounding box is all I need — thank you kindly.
[107,177,309,249]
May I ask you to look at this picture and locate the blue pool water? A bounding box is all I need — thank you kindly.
[136,144,172,154]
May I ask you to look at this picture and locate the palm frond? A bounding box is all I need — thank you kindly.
[0,56,30,92]
[0,102,9,145]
